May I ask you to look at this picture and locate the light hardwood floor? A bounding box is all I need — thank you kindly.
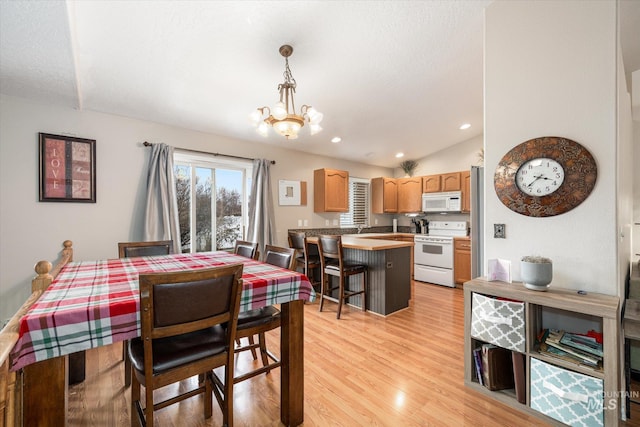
[68,281,639,426]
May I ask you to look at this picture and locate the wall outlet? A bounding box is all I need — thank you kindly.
[494,223,506,238]
[297,219,303,227]
[332,219,338,226]
[325,219,330,226]
[303,219,308,227]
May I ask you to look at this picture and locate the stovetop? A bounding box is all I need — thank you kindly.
[424,220,468,238]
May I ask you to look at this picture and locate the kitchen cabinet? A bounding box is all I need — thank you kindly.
[454,237,471,285]
[441,172,461,191]
[464,279,619,426]
[423,171,464,194]
[422,174,441,193]
[461,170,471,212]
[314,168,349,212]
[397,177,422,213]
[371,177,398,213]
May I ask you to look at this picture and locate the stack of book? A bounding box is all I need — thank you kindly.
[537,329,603,370]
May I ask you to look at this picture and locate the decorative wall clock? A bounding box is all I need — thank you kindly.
[494,136,597,217]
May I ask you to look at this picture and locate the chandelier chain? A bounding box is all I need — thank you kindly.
[283,57,297,87]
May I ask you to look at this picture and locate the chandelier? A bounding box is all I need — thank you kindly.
[249,45,323,140]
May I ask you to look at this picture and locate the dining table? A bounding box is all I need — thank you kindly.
[10,250,315,426]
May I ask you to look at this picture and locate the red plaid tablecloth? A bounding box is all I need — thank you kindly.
[10,251,315,371]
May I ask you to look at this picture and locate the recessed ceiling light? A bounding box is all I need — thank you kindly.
[459,123,471,130]
[395,153,404,158]
[331,137,341,143]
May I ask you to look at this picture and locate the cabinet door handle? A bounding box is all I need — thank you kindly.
[542,381,589,403]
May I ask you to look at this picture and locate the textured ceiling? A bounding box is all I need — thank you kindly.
[1,1,639,168]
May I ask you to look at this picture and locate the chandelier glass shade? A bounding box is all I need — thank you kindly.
[250,45,323,140]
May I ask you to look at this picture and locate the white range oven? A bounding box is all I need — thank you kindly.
[414,221,467,287]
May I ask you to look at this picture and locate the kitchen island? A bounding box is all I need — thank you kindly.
[307,233,414,316]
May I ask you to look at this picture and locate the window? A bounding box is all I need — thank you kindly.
[340,177,370,228]
[174,151,252,253]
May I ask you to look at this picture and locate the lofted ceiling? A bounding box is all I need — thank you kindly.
[1,1,639,168]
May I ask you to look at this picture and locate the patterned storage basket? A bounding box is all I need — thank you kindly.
[530,358,603,427]
[470,292,525,352]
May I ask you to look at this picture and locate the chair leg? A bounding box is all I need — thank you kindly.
[204,371,212,419]
[337,275,345,320]
[362,270,368,312]
[224,364,234,427]
[247,336,258,360]
[124,342,131,387]
[258,332,270,371]
[131,371,140,427]
[145,378,154,427]
[318,272,326,312]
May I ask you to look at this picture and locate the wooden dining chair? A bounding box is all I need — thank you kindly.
[287,231,321,290]
[233,245,296,384]
[317,234,368,319]
[128,264,243,427]
[118,240,173,258]
[234,240,259,259]
[118,240,173,388]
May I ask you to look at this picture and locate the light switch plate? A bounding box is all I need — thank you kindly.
[494,224,506,238]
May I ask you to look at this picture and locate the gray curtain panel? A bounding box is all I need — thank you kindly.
[247,159,275,254]
[143,143,181,254]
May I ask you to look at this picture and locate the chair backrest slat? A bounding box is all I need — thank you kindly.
[263,245,297,270]
[287,232,305,251]
[318,235,342,262]
[234,240,258,259]
[118,240,173,258]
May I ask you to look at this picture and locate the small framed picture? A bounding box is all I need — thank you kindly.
[278,180,307,206]
[39,133,96,203]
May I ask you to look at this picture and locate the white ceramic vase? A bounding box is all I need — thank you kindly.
[521,260,552,291]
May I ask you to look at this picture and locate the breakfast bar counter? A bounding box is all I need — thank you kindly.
[308,233,413,315]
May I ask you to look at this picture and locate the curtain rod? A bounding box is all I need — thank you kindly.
[142,141,275,165]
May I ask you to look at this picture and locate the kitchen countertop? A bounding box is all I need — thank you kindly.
[307,233,415,251]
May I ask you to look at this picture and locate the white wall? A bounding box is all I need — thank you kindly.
[0,94,391,321]
[618,42,635,297]
[484,1,621,295]
[635,120,640,264]
[407,134,484,178]
[395,135,484,228]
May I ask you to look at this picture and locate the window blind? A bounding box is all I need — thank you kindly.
[340,178,370,227]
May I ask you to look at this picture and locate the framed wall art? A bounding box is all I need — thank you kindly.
[39,133,96,203]
[278,180,307,206]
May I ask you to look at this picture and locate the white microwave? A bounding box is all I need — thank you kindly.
[422,191,462,213]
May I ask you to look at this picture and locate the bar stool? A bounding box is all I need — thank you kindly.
[287,231,321,291]
[317,234,368,319]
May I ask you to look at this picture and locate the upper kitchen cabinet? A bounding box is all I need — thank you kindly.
[314,168,349,212]
[397,177,422,213]
[461,170,471,213]
[371,177,398,214]
[441,172,462,191]
[422,174,441,193]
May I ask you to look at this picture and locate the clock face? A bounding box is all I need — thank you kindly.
[494,137,597,217]
[515,158,565,196]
